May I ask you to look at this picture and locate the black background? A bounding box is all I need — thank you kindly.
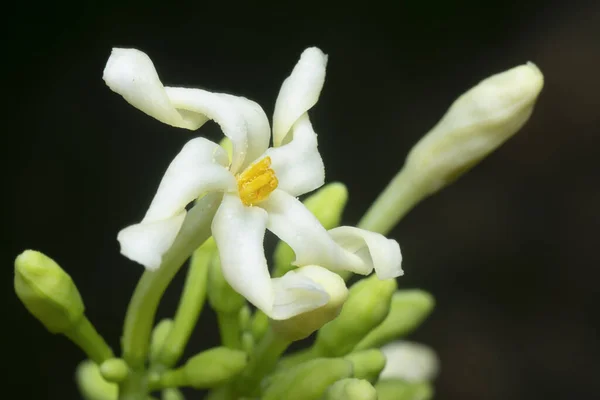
[4,1,600,399]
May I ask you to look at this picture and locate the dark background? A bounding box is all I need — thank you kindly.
[4,1,599,399]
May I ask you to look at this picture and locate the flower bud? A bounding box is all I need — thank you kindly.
[262,358,353,400]
[375,379,434,400]
[324,378,377,400]
[76,360,117,400]
[313,275,397,356]
[271,266,348,341]
[380,341,439,382]
[149,319,174,363]
[14,250,85,334]
[162,388,185,400]
[207,246,246,314]
[355,290,434,350]
[99,358,129,383]
[344,349,386,383]
[157,347,247,389]
[405,63,544,195]
[274,183,348,276]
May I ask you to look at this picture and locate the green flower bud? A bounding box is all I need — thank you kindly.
[314,275,397,357]
[14,250,84,334]
[379,341,439,383]
[375,379,434,400]
[262,358,353,400]
[99,358,129,383]
[324,378,377,400]
[76,360,117,400]
[149,319,174,363]
[355,290,435,351]
[251,310,269,341]
[405,63,544,196]
[156,347,247,389]
[271,266,348,342]
[344,349,386,383]
[162,388,185,400]
[274,183,348,277]
[238,305,252,331]
[207,247,246,314]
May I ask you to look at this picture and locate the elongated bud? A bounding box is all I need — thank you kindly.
[324,378,377,400]
[355,290,434,350]
[149,319,173,363]
[262,358,353,400]
[162,388,185,400]
[344,349,386,383]
[314,275,397,356]
[406,63,544,195]
[380,341,439,382]
[14,250,84,334]
[274,183,348,276]
[76,360,117,400]
[207,247,246,314]
[271,266,348,341]
[375,379,434,400]
[99,358,129,383]
[156,347,247,389]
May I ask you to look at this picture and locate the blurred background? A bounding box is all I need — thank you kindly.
[3,0,599,399]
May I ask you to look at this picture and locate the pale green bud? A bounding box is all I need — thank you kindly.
[375,379,434,400]
[324,378,377,400]
[14,250,85,334]
[355,290,435,351]
[405,63,544,195]
[238,305,252,331]
[99,358,129,383]
[314,275,397,356]
[207,248,246,314]
[251,310,269,341]
[162,388,185,400]
[76,360,117,400]
[262,358,353,400]
[149,319,173,363]
[157,347,247,389]
[274,183,348,277]
[344,349,386,383]
[379,341,439,382]
[271,266,349,341]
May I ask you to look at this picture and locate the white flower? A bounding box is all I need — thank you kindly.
[103,47,403,319]
[380,341,439,382]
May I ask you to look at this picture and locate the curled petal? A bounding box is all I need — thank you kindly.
[211,194,274,314]
[261,190,371,275]
[265,114,325,197]
[272,47,327,146]
[271,267,330,320]
[144,138,235,222]
[328,226,403,279]
[117,212,186,270]
[103,48,207,130]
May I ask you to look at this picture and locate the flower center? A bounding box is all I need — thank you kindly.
[236,156,278,206]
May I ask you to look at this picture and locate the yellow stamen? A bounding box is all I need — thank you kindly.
[236,157,278,206]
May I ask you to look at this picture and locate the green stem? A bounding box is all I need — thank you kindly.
[358,166,429,235]
[217,312,242,349]
[64,316,114,364]
[121,194,221,369]
[118,371,147,400]
[154,243,212,368]
[234,327,291,396]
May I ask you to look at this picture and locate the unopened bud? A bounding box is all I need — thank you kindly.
[207,247,245,314]
[149,319,173,363]
[324,378,377,400]
[380,341,439,382]
[375,379,434,400]
[76,360,117,400]
[344,349,386,383]
[14,250,85,334]
[355,290,434,351]
[262,358,353,400]
[99,358,129,383]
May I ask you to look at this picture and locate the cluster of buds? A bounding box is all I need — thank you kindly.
[14,45,543,400]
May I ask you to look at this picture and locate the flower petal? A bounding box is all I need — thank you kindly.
[211,194,274,314]
[117,212,186,270]
[103,48,207,130]
[328,226,403,279]
[261,190,371,275]
[143,138,235,222]
[272,47,328,147]
[270,267,330,320]
[265,114,325,197]
[380,341,440,382]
